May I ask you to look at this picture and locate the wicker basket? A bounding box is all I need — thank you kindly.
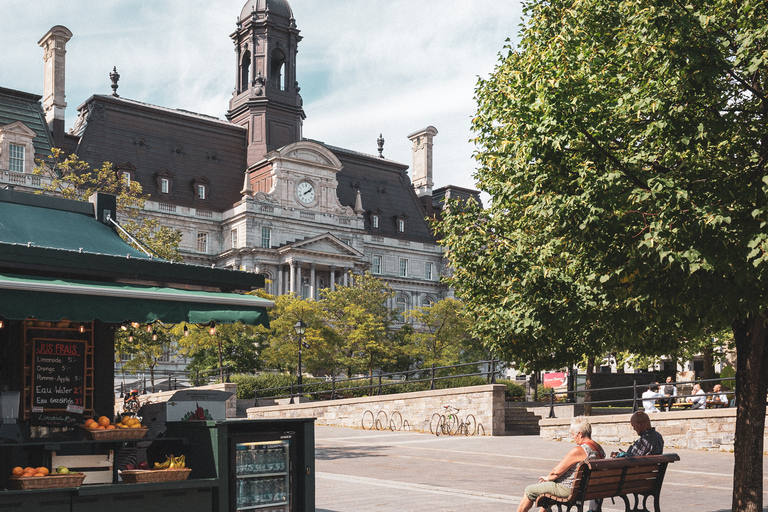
[80,425,148,440]
[8,473,86,490]
[121,468,191,484]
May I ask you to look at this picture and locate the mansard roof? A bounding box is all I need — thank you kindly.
[0,86,54,159]
[70,94,247,212]
[318,141,437,245]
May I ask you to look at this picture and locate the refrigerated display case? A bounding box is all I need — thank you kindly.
[233,438,292,511]
[159,418,315,512]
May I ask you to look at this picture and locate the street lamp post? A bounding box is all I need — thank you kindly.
[294,320,307,397]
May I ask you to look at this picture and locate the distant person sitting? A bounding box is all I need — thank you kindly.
[712,384,729,406]
[687,383,706,409]
[660,376,677,411]
[611,411,664,457]
[641,382,664,413]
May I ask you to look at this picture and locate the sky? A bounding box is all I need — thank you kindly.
[1,0,524,196]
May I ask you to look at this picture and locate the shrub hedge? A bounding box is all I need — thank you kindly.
[231,373,526,400]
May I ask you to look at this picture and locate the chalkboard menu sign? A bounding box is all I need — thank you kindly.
[32,338,85,421]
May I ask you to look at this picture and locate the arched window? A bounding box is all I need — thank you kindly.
[240,50,251,92]
[270,49,286,90]
[396,294,410,322]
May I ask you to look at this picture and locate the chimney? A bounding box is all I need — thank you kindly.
[407,126,438,198]
[38,26,73,146]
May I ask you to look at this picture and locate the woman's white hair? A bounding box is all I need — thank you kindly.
[570,416,592,438]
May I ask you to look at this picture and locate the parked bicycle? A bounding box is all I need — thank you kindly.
[430,405,478,436]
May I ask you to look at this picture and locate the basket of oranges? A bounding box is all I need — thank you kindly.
[80,416,148,440]
[8,466,85,490]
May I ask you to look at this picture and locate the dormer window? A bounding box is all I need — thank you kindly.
[394,212,409,233]
[155,170,174,196]
[372,215,379,229]
[0,121,36,175]
[192,176,211,202]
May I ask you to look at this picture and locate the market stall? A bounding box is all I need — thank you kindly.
[0,189,314,512]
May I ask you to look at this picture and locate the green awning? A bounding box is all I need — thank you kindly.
[0,273,273,326]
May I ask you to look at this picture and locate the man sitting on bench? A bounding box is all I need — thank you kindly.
[611,411,664,458]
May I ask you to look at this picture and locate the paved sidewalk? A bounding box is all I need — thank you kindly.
[314,425,766,512]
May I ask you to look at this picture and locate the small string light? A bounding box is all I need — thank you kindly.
[128,334,134,342]
[0,320,4,329]
[146,323,153,333]
[209,321,217,335]
[183,323,190,337]
[79,324,85,333]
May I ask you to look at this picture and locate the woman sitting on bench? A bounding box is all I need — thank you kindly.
[516,416,605,512]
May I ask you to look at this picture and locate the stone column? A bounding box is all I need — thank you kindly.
[276,264,283,296]
[289,261,296,295]
[330,266,336,291]
[310,263,316,300]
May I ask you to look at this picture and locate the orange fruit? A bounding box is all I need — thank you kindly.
[98,416,110,427]
[36,467,49,476]
[88,422,100,430]
[11,467,24,476]
[106,424,116,430]
[96,425,106,429]
[23,468,36,477]
[84,418,96,426]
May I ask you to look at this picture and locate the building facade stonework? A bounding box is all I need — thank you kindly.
[0,0,478,319]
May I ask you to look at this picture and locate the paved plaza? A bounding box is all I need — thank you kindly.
[314,425,767,512]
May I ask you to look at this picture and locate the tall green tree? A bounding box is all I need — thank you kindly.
[35,149,182,261]
[257,294,334,377]
[115,325,175,393]
[438,1,768,509]
[404,298,482,368]
[319,272,397,378]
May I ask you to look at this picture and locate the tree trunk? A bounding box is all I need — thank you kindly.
[149,364,156,393]
[701,344,716,388]
[584,357,594,416]
[531,372,538,402]
[731,313,768,512]
[217,337,224,384]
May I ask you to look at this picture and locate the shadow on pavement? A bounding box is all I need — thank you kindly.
[316,446,387,461]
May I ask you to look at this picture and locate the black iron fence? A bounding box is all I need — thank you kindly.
[253,360,502,404]
[117,366,234,396]
[541,376,736,418]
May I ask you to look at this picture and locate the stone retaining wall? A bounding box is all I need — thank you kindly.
[540,407,768,452]
[246,384,506,435]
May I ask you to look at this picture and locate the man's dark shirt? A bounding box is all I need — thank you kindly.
[626,427,664,456]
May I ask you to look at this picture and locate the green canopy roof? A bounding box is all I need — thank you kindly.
[0,273,273,326]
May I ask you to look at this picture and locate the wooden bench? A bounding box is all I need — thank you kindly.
[535,453,680,512]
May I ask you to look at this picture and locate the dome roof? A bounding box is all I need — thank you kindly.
[240,0,293,21]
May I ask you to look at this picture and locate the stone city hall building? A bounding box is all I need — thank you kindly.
[1,0,480,317]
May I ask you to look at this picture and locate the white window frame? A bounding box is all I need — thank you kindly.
[161,178,170,194]
[122,171,132,186]
[261,227,272,249]
[198,184,206,200]
[8,144,24,173]
[399,258,408,277]
[231,228,239,249]
[372,255,382,275]
[371,215,379,229]
[197,232,208,253]
[398,219,406,233]
[425,261,433,280]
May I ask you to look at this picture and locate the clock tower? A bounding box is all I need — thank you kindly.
[227,0,305,167]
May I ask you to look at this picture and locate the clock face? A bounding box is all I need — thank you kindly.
[297,181,316,204]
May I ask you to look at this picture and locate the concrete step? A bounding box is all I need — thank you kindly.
[505,407,542,435]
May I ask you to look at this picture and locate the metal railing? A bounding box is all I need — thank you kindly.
[253,359,501,404]
[542,376,737,418]
[117,365,234,396]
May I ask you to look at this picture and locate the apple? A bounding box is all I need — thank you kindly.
[56,466,70,474]
[125,463,135,470]
[138,462,149,470]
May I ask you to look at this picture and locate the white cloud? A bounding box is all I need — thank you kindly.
[0,0,523,196]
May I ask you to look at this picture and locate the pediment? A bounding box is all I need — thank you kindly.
[275,141,342,169]
[281,232,364,258]
[1,121,36,138]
